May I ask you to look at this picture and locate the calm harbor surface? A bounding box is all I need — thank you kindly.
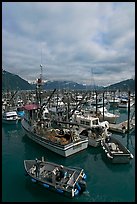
[2,107,135,202]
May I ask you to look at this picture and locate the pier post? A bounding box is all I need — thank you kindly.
[103,92,104,120]
[113,91,115,113]
[56,90,59,113]
[127,90,130,133]
[96,91,98,115]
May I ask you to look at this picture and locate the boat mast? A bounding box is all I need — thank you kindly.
[36,64,43,107]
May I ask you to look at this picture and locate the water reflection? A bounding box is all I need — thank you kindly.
[24,178,72,202]
[86,146,102,162]
[126,133,135,151]
[2,123,23,139]
[22,133,88,168]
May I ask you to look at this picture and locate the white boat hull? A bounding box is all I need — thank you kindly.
[2,118,18,125]
[88,138,101,147]
[21,119,88,157]
[2,111,18,125]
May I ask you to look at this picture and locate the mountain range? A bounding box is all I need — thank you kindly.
[2,70,135,92]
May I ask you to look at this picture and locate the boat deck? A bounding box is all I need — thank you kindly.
[109,120,133,134]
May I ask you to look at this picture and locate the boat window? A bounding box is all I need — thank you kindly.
[80,120,85,125]
[7,115,17,118]
[85,121,90,126]
[92,119,99,125]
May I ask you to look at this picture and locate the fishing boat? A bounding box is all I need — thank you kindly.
[24,157,87,198]
[101,136,134,163]
[21,103,88,157]
[2,111,19,125]
[71,112,111,147]
[21,67,88,157]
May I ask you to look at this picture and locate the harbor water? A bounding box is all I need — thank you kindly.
[2,107,135,202]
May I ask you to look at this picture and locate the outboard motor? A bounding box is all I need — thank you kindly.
[78,180,87,192]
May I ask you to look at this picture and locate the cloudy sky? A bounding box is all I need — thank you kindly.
[2,2,135,86]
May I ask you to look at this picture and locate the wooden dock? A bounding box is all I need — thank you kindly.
[109,120,134,134]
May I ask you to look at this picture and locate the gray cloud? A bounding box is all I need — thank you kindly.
[2,2,135,86]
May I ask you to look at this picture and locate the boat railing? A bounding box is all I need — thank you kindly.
[73,170,83,186]
[112,152,130,155]
[66,171,76,186]
[66,169,82,188]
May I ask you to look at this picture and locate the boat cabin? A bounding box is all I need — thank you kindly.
[23,104,39,123]
[75,114,100,127]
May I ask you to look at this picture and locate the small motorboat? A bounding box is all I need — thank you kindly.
[24,157,87,198]
[101,136,134,163]
[2,111,19,125]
